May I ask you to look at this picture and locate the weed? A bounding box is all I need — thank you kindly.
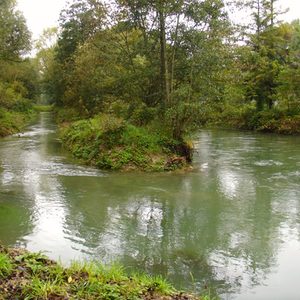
[23,277,66,299]
[0,253,13,277]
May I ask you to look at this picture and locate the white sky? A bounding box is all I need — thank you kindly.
[17,0,300,41]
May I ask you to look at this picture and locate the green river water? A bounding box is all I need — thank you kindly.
[0,112,300,299]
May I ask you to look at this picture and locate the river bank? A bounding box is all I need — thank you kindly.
[207,107,300,135]
[0,105,55,138]
[0,109,37,137]
[0,245,209,300]
[58,112,193,172]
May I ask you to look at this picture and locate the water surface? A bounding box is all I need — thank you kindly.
[0,113,300,299]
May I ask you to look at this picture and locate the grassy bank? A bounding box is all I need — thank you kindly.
[208,106,300,135]
[0,108,36,137]
[33,105,54,112]
[0,104,53,138]
[0,245,212,300]
[60,113,192,172]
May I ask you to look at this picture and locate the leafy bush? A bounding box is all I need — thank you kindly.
[128,102,157,126]
[213,104,300,135]
[60,114,190,171]
[55,107,82,123]
[0,108,35,137]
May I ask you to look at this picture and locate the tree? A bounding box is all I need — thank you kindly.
[0,0,38,108]
[114,0,231,139]
[0,0,31,61]
[45,0,232,141]
[34,28,58,104]
[276,20,300,111]
[56,0,106,63]
[244,0,286,110]
[51,0,107,106]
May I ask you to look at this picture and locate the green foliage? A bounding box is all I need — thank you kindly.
[0,68,36,136]
[60,113,189,171]
[0,2,38,137]
[40,0,232,141]
[33,105,54,112]
[23,277,66,300]
[128,102,157,126]
[211,104,300,135]
[0,246,205,300]
[0,108,35,137]
[55,107,82,123]
[0,253,13,278]
[0,0,31,60]
[37,0,300,164]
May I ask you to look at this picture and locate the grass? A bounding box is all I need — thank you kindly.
[60,113,192,171]
[33,105,54,112]
[0,108,37,137]
[0,245,212,300]
[0,253,13,277]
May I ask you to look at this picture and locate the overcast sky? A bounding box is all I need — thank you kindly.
[17,0,300,40]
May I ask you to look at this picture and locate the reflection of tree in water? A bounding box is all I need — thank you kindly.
[60,174,220,293]
[0,191,33,247]
[59,131,300,296]
[201,132,283,291]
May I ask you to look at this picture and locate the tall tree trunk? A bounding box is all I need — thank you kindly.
[270,0,274,27]
[158,4,170,108]
[256,0,261,50]
[170,14,180,102]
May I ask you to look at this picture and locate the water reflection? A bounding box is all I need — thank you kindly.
[0,115,300,299]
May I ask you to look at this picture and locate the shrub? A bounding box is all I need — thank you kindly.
[60,114,190,171]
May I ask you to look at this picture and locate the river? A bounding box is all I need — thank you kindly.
[0,112,300,299]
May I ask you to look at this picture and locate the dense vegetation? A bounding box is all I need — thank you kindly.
[39,0,232,170]
[34,0,300,170]
[208,1,300,134]
[60,114,193,171]
[1,0,299,162]
[0,245,211,300]
[0,0,299,297]
[0,0,39,136]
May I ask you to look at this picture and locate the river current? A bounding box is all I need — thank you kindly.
[0,112,300,299]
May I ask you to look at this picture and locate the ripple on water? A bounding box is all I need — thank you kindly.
[254,160,283,167]
[39,161,104,177]
[13,128,55,138]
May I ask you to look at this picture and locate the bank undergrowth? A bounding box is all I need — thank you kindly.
[60,113,192,172]
[0,108,36,137]
[207,104,300,135]
[0,245,212,300]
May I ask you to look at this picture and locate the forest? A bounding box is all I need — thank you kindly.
[1,0,300,168]
[1,1,300,299]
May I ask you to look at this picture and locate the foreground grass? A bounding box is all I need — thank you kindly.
[0,245,211,300]
[60,113,192,172]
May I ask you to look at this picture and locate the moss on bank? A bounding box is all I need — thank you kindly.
[0,245,211,300]
[60,114,193,172]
